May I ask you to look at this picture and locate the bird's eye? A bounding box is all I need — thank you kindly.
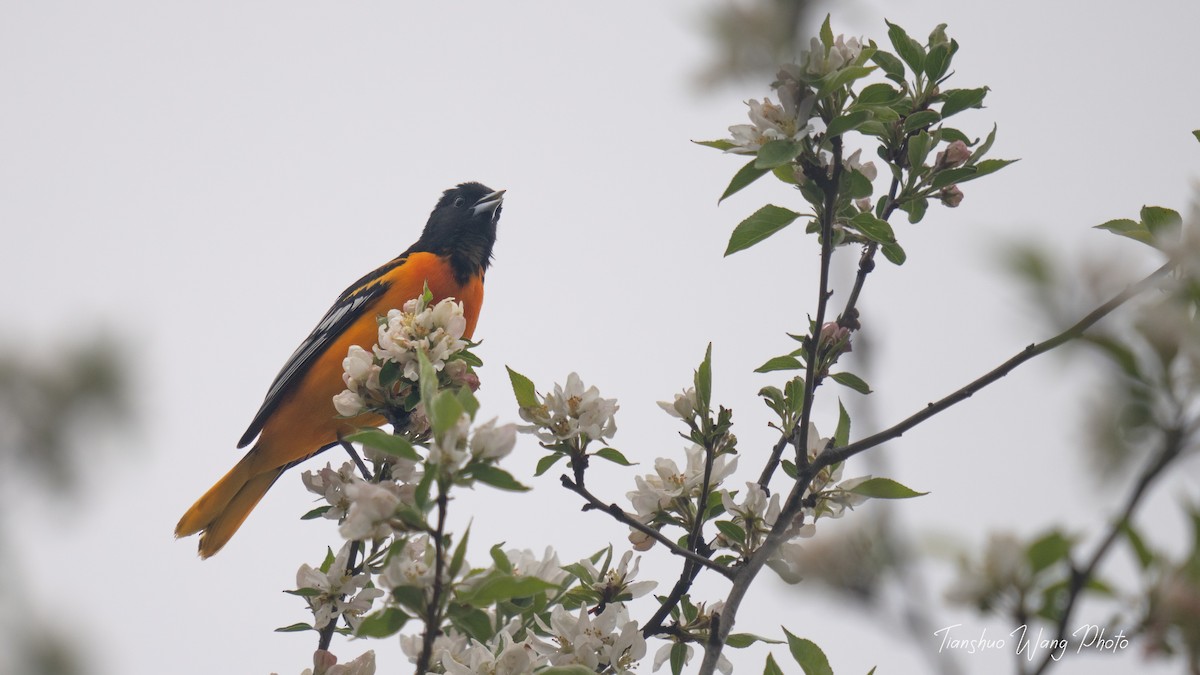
[453,197,466,208]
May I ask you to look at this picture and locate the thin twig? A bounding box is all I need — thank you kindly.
[338,438,373,481]
[699,261,1175,675]
[817,261,1174,471]
[559,475,734,579]
[1027,426,1186,675]
[416,483,450,674]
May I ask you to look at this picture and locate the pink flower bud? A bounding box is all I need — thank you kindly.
[936,140,971,169]
[819,322,852,353]
[939,185,964,208]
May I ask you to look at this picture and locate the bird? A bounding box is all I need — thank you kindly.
[176,182,505,558]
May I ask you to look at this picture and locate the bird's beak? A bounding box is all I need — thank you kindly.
[472,189,506,217]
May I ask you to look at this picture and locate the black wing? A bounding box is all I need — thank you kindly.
[236,256,410,448]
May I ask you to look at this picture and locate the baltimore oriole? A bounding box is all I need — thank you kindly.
[176,182,504,557]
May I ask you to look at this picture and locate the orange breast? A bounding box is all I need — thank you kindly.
[249,252,485,473]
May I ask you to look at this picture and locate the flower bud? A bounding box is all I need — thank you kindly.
[628,528,655,551]
[935,140,971,170]
[939,184,965,208]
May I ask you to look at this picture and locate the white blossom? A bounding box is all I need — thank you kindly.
[294,542,379,629]
[402,629,471,671]
[376,297,468,381]
[727,97,812,155]
[379,535,436,590]
[301,462,359,521]
[801,35,864,77]
[429,411,472,468]
[519,372,618,445]
[506,546,568,586]
[470,418,518,462]
[338,479,402,541]
[531,604,647,674]
[657,388,698,420]
[577,550,657,601]
[291,649,376,675]
[843,148,878,182]
[441,631,541,675]
[627,445,738,522]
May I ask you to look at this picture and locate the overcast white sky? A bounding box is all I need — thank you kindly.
[2,1,1199,674]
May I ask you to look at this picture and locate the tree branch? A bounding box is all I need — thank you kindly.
[559,474,734,579]
[817,261,1174,471]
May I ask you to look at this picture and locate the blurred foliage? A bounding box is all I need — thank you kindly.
[696,0,815,88]
[0,335,130,491]
[0,333,133,675]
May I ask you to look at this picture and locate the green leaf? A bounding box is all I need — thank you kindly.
[1120,521,1155,570]
[727,633,785,648]
[670,641,688,675]
[490,543,513,573]
[849,212,895,245]
[535,452,566,476]
[720,159,771,203]
[696,342,713,414]
[885,20,925,74]
[930,166,977,189]
[448,604,494,642]
[904,197,929,224]
[967,158,1018,181]
[346,428,420,461]
[594,447,635,466]
[725,204,801,256]
[417,348,437,410]
[1094,218,1151,244]
[849,477,928,499]
[355,607,409,638]
[458,574,556,605]
[924,42,951,80]
[969,124,998,163]
[870,50,905,83]
[785,629,834,675]
[1141,205,1183,241]
[283,587,324,598]
[694,139,736,151]
[430,389,465,438]
[1027,531,1072,573]
[764,653,785,675]
[844,169,875,199]
[755,355,803,373]
[772,163,800,185]
[506,366,539,409]
[816,65,876,100]
[301,505,332,520]
[941,87,989,118]
[826,109,873,138]
[468,464,530,492]
[830,371,872,394]
[819,14,834,49]
[907,131,933,170]
[881,241,907,265]
[456,385,479,419]
[715,520,747,543]
[903,110,942,134]
[274,622,314,633]
[1193,130,1200,143]
[448,526,470,579]
[755,139,803,169]
[855,83,900,105]
[835,400,851,447]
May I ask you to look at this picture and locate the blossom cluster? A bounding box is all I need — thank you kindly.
[333,294,474,418]
[518,372,619,447]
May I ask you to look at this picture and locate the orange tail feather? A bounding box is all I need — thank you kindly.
[176,449,283,558]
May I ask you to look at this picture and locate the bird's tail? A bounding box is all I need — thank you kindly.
[175,448,283,558]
